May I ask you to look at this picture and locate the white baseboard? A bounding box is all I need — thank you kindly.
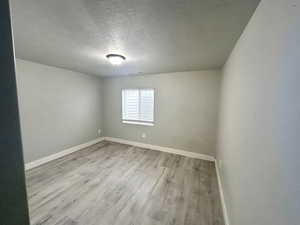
[215,161,230,225]
[25,137,104,170]
[25,136,215,169]
[103,137,215,162]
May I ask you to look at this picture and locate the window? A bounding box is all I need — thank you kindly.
[122,89,154,126]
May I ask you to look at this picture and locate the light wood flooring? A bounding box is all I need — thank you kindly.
[25,141,224,225]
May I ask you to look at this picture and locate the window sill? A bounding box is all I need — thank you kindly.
[122,120,154,126]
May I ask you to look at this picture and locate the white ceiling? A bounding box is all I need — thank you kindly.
[10,0,260,77]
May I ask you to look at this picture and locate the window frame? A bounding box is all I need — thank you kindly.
[121,88,155,126]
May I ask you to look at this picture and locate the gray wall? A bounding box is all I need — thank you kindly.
[103,71,221,156]
[16,59,103,163]
[217,0,300,224]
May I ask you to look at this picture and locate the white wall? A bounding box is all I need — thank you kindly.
[16,59,103,163]
[103,71,221,157]
[217,0,300,224]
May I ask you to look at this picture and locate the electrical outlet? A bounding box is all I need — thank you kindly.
[97,129,102,136]
[141,133,146,139]
[219,160,223,168]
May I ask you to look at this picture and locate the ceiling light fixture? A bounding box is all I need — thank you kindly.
[106,54,126,65]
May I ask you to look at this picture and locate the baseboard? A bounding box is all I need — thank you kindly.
[25,136,215,168]
[103,137,215,162]
[215,161,230,225]
[25,137,104,170]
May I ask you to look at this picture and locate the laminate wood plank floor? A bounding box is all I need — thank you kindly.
[25,141,224,225]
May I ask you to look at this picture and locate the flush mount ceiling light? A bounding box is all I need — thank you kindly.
[106,54,126,65]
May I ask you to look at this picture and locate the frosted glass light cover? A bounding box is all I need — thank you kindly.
[106,54,125,65]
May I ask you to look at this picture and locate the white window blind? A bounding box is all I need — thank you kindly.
[122,89,154,125]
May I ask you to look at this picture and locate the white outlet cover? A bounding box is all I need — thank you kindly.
[142,133,146,138]
[98,129,102,135]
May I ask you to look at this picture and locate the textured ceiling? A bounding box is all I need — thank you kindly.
[10,0,260,77]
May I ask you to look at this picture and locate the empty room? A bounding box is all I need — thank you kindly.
[1,0,299,225]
